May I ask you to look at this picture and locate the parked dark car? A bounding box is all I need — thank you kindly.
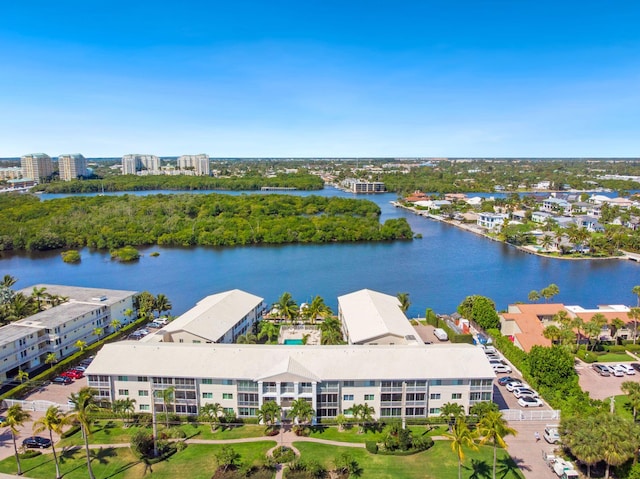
[497,376,516,386]
[51,376,73,385]
[23,436,52,448]
[631,363,640,373]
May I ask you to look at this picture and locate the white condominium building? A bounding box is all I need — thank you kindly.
[0,285,137,384]
[122,154,161,175]
[338,289,422,346]
[58,154,88,181]
[177,154,210,176]
[21,153,53,183]
[0,167,23,180]
[87,342,495,419]
[142,289,265,344]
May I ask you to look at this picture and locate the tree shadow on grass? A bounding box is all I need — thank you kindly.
[104,459,144,478]
[497,456,529,479]
[465,459,491,479]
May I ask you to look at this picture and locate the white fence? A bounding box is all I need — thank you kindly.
[500,408,561,422]
[2,399,72,413]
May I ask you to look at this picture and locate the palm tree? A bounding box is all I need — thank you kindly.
[92,327,103,339]
[75,339,87,352]
[540,235,553,252]
[123,308,135,323]
[289,398,315,427]
[621,381,640,421]
[527,290,540,302]
[543,325,561,344]
[112,398,137,427]
[15,369,29,383]
[199,402,223,431]
[257,401,281,430]
[33,406,70,479]
[629,307,640,345]
[540,283,560,302]
[236,332,257,344]
[351,403,374,433]
[396,292,411,313]
[587,313,608,351]
[110,318,122,332]
[304,295,332,324]
[440,402,465,432]
[609,317,625,340]
[276,292,298,322]
[68,387,98,479]
[155,294,172,317]
[633,285,640,307]
[4,404,31,476]
[320,317,344,345]
[1,274,17,288]
[158,386,175,428]
[31,286,48,311]
[45,352,58,369]
[258,321,279,343]
[478,411,517,479]
[444,416,478,479]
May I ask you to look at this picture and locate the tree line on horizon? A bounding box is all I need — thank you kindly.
[0,193,413,252]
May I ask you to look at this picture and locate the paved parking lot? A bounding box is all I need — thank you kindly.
[576,359,640,400]
[0,376,87,461]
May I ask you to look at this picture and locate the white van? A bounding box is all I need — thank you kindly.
[433,328,449,341]
[543,424,560,444]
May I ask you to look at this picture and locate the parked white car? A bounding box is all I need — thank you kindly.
[492,364,512,374]
[518,396,543,407]
[608,365,625,377]
[513,387,538,399]
[615,363,636,375]
[506,380,529,392]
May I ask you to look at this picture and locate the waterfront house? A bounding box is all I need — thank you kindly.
[477,212,508,231]
[531,211,555,224]
[541,197,570,214]
[574,215,604,232]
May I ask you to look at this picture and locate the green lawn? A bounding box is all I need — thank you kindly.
[614,394,636,421]
[596,352,634,363]
[307,424,447,443]
[59,420,266,447]
[0,442,276,479]
[292,441,525,479]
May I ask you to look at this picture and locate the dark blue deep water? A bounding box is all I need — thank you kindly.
[2,188,639,317]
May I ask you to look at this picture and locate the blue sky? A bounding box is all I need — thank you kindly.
[1,1,639,157]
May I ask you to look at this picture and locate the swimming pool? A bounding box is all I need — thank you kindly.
[283,339,304,345]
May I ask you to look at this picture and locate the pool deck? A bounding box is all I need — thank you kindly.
[279,326,321,345]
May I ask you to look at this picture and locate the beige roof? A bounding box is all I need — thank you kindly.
[87,342,495,381]
[161,289,264,342]
[338,289,420,344]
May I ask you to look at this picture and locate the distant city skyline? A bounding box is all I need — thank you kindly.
[1,1,639,157]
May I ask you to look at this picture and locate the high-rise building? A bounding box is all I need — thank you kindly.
[58,154,88,181]
[177,154,210,176]
[21,153,53,184]
[121,154,160,175]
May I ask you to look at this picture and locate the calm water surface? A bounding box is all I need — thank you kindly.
[2,188,639,317]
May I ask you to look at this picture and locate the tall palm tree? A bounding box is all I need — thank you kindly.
[440,402,465,432]
[527,290,540,303]
[351,403,374,433]
[304,295,332,324]
[33,406,70,479]
[158,386,176,428]
[629,307,640,345]
[276,292,298,322]
[396,292,411,313]
[31,286,48,311]
[621,381,640,421]
[289,398,315,426]
[15,369,29,383]
[444,416,478,479]
[478,410,517,479]
[112,398,137,427]
[1,274,17,288]
[258,321,279,343]
[257,401,281,430]
[632,285,640,307]
[68,387,98,479]
[75,339,87,352]
[110,318,122,332]
[236,332,257,344]
[4,404,31,476]
[155,294,172,317]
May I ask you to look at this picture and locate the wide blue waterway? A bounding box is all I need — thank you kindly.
[2,187,639,318]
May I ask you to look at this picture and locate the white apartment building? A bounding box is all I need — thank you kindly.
[342,179,386,193]
[21,153,53,184]
[0,167,23,180]
[121,154,161,175]
[0,285,137,384]
[338,289,422,345]
[58,154,88,181]
[142,289,265,344]
[177,154,210,176]
[86,342,495,419]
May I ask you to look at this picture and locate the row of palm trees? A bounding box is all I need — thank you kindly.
[3,386,97,479]
[0,276,69,325]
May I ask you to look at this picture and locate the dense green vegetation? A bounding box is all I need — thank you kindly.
[0,193,413,252]
[33,172,324,193]
[60,249,81,263]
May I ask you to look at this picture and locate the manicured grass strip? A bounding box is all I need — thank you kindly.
[596,353,634,362]
[0,442,276,479]
[293,440,525,479]
[59,420,266,447]
[307,424,447,443]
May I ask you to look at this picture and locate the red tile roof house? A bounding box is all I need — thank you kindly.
[500,303,634,352]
